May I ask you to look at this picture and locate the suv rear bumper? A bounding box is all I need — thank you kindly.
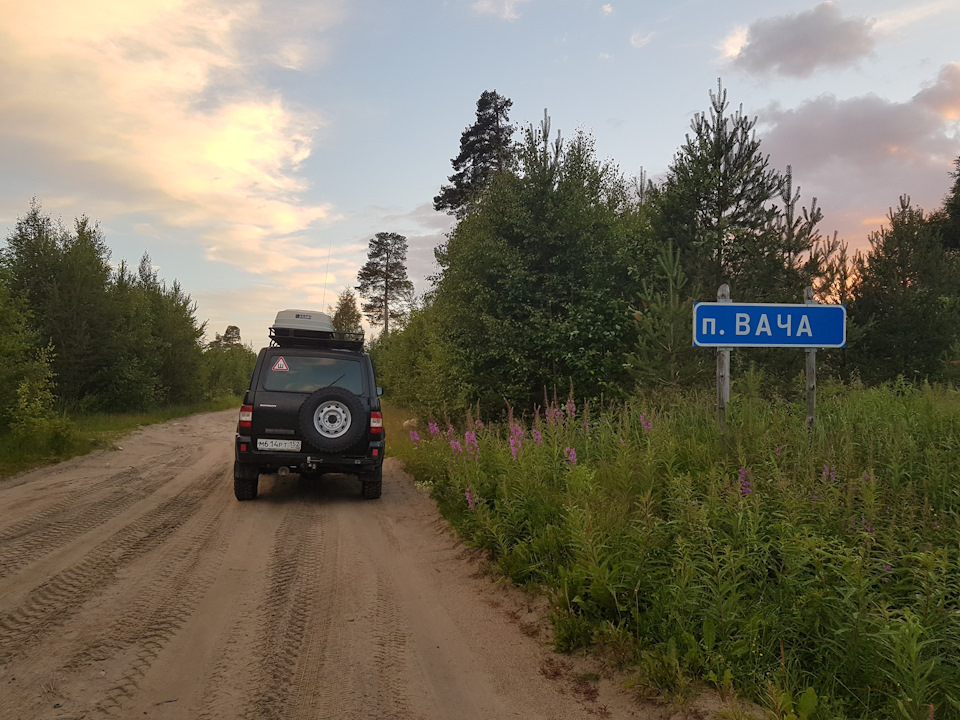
[235,435,384,475]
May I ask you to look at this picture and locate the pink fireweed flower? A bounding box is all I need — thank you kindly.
[450,439,463,454]
[565,397,576,420]
[532,428,543,445]
[409,429,420,445]
[775,445,784,457]
[564,446,577,466]
[446,424,456,439]
[546,406,563,425]
[822,464,836,481]
[475,419,485,430]
[639,412,652,434]
[465,430,478,455]
[429,422,440,437]
[509,424,523,461]
[465,487,477,510]
[739,467,753,495]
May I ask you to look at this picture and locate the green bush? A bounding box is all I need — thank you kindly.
[396,381,960,719]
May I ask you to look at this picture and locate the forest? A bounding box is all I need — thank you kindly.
[0,201,255,456]
[373,85,960,417]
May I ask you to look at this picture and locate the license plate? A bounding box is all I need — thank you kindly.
[257,438,302,452]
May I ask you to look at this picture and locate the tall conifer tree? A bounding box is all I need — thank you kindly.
[434,90,515,215]
[356,233,414,338]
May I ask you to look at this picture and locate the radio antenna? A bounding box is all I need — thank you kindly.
[321,234,333,308]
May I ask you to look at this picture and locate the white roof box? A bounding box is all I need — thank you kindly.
[272,309,335,333]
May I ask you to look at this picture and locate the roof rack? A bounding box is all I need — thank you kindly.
[268,326,365,350]
[268,309,365,350]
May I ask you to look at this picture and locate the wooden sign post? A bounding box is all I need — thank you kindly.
[716,284,731,430]
[693,286,846,431]
[804,286,817,430]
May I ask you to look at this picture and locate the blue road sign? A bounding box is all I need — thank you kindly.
[693,302,846,348]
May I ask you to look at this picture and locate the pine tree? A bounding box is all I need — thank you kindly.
[331,289,363,334]
[356,233,414,338]
[434,90,515,215]
[850,196,960,381]
[654,80,785,298]
[928,156,960,251]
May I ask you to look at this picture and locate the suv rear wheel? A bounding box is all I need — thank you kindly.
[360,464,383,500]
[234,461,259,501]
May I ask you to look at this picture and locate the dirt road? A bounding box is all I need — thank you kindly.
[0,410,665,720]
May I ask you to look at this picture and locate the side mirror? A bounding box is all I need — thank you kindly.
[376,387,383,396]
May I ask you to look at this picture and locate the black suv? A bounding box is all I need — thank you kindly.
[233,310,385,501]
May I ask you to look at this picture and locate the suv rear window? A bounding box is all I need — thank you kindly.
[262,355,364,394]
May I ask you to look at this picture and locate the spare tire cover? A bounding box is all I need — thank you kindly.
[298,387,366,452]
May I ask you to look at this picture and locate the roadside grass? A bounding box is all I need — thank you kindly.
[379,399,416,455]
[394,379,960,720]
[0,394,242,480]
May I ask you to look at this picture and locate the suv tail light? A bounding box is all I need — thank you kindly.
[370,411,383,435]
[239,405,253,430]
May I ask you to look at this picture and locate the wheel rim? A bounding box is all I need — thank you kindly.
[313,401,352,439]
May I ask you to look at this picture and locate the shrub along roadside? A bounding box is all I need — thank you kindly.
[0,394,242,480]
[394,380,960,720]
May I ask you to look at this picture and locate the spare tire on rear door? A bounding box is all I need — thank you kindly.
[298,387,366,452]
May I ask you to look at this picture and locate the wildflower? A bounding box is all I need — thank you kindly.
[639,412,652,434]
[546,406,563,425]
[409,429,420,444]
[620,438,626,447]
[475,419,485,430]
[881,564,893,583]
[565,397,576,420]
[532,428,543,445]
[429,422,440,437]
[564,446,577,466]
[446,424,456,439]
[822,464,836,481]
[775,445,784,457]
[509,424,523,461]
[465,487,477,510]
[450,439,463,454]
[739,467,753,496]
[464,430,478,454]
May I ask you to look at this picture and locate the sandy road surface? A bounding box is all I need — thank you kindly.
[0,409,671,720]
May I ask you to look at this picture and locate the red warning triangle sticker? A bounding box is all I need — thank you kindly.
[272,356,289,371]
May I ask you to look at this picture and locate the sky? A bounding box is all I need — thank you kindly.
[1,0,958,348]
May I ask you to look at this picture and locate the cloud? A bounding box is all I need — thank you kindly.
[718,26,748,60]
[873,0,957,33]
[915,63,960,120]
[601,4,613,17]
[758,65,960,243]
[727,2,875,77]
[471,0,532,21]
[0,0,347,292]
[630,31,654,49]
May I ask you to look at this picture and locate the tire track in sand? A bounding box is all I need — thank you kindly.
[0,466,223,667]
